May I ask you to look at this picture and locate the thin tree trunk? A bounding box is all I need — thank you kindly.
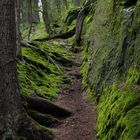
[28,0,33,40]
[75,1,91,44]
[0,0,22,139]
[21,0,28,23]
[32,0,40,23]
[41,0,51,34]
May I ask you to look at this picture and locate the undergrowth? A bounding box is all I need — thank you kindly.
[18,40,71,101]
[97,77,140,140]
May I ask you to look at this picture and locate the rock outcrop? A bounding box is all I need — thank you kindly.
[82,0,140,139]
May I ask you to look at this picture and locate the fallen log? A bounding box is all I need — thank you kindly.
[33,27,76,42]
[22,95,72,118]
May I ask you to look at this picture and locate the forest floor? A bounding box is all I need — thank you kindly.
[52,43,97,140]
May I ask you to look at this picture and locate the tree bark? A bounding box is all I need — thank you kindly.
[15,0,23,59]
[21,0,28,23]
[41,0,51,34]
[0,0,22,139]
[75,1,92,44]
[34,27,76,41]
[28,0,33,40]
[32,0,40,23]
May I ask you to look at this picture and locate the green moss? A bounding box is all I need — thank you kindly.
[30,23,49,40]
[86,87,97,105]
[36,125,53,135]
[120,106,140,140]
[21,23,48,40]
[80,0,140,139]
[32,41,71,59]
[126,67,140,85]
[18,41,71,101]
[97,83,140,140]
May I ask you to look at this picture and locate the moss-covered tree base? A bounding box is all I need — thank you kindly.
[18,116,54,140]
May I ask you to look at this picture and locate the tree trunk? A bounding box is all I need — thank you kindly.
[55,0,61,14]
[75,0,92,44]
[28,0,32,25]
[21,0,28,23]
[0,0,22,139]
[32,0,40,23]
[28,0,33,40]
[41,0,51,34]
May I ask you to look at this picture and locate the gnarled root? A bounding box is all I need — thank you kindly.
[22,95,72,119]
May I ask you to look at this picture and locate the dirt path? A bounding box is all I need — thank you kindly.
[52,51,97,140]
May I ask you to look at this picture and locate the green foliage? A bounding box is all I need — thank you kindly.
[97,82,140,140]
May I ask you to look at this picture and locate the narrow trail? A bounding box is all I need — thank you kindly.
[52,47,97,140]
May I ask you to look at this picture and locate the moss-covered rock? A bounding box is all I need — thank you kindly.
[81,0,140,139]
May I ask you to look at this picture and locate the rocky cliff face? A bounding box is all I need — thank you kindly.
[82,0,140,139]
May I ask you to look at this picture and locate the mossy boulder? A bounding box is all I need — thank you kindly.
[81,0,140,139]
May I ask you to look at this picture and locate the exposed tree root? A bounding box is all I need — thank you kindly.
[51,52,73,67]
[18,116,54,140]
[16,94,73,139]
[33,27,75,41]
[21,41,73,68]
[23,56,51,73]
[28,110,61,127]
[21,41,49,58]
[23,95,72,119]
